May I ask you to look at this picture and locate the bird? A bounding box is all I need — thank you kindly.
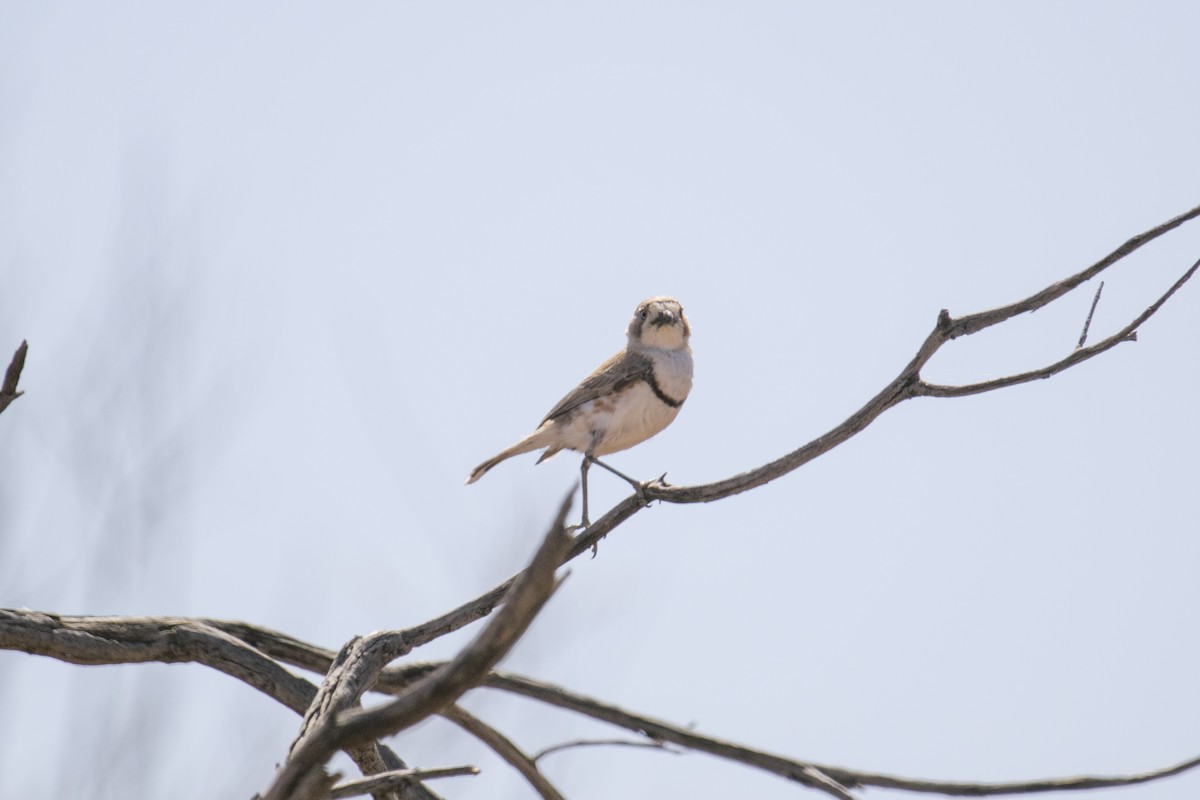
[467,296,693,528]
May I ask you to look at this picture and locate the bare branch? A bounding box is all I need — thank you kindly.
[475,668,1200,798]
[444,705,565,800]
[375,664,1200,799]
[533,737,681,763]
[286,636,429,800]
[327,767,479,800]
[0,610,316,713]
[0,339,28,415]
[287,635,410,759]
[0,610,436,799]
[843,754,1200,797]
[369,749,447,800]
[943,200,1200,338]
[918,256,1200,398]
[7,610,1200,798]
[260,495,572,800]
[207,619,340,674]
[479,669,856,799]
[1076,281,1104,350]
[641,254,1199,506]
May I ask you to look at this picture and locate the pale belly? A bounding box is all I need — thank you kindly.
[549,381,682,456]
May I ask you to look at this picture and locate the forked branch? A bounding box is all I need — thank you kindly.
[5,609,1197,799]
[259,496,572,800]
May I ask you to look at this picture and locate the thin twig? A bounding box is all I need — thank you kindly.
[1076,281,1105,349]
[481,669,856,797]
[846,753,1200,796]
[942,201,1200,338]
[919,257,1200,398]
[385,666,856,800]
[478,667,1200,799]
[533,737,681,763]
[444,705,565,800]
[328,767,479,800]
[486,670,1200,797]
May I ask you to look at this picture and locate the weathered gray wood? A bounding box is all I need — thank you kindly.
[260,494,572,800]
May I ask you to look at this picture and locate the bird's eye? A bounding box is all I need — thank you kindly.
[639,310,648,320]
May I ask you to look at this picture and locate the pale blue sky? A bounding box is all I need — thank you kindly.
[2,4,1199,799]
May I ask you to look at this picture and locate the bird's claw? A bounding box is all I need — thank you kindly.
[634,472,670,507]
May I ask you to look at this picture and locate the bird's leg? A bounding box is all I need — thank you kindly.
[578,438,603,529]
[587,456,639,486]
[576,430,615,531]
[579,456,592,529]
[587,456,657,506]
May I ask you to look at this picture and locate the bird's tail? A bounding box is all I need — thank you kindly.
[465,430,549,484]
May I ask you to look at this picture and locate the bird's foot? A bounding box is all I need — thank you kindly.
[634,472,670,507]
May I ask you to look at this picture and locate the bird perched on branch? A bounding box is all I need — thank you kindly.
[467,296,693,527]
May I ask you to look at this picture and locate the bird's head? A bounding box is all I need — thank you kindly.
[627,296,690,351]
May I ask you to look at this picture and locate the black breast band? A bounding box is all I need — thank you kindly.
[646,372,685,408]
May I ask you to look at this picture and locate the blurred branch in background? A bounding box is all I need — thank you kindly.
[0,340,27,416]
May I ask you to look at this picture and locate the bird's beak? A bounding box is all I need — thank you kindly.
[652,310,675,326]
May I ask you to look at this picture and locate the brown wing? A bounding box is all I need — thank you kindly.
[541,349,654,423]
